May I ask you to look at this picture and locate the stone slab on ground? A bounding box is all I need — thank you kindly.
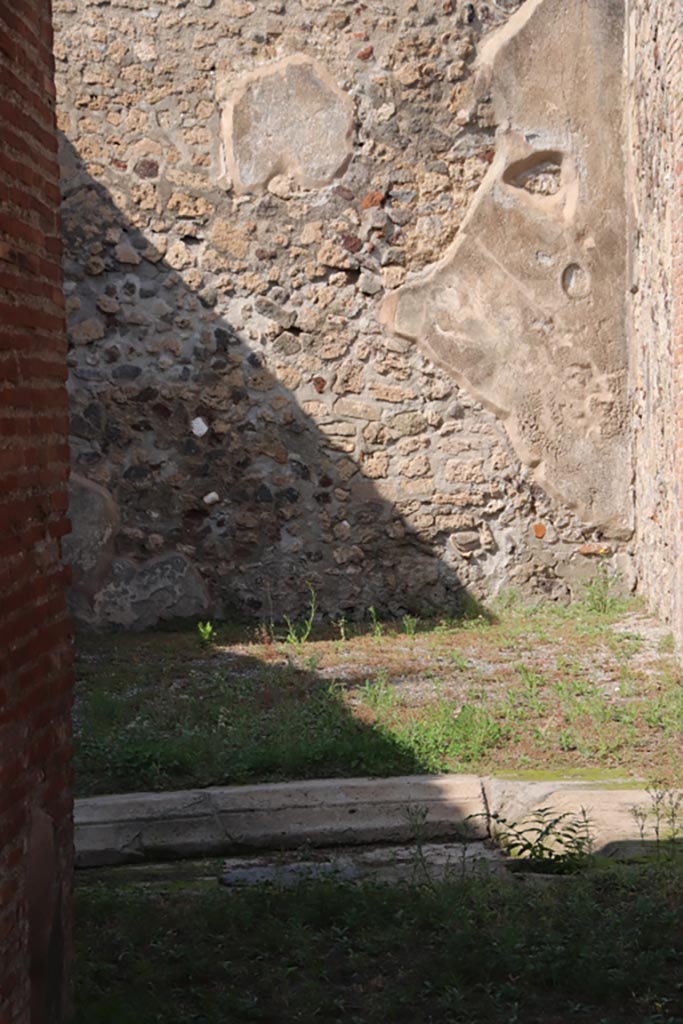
[484,778,657,856]
[220,841,505,887]
[74,773,660,868]
[74,775,486,868]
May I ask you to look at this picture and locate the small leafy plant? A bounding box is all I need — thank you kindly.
[491,806,594,872]
[583,560,622,615]
[403,614,420,637]
[283,582,317,648]
[197,621,215,644]
[368,605,383,638]
[335,615,348,642]
[630,786,683,860]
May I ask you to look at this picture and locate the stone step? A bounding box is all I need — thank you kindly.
[74,773,656,868]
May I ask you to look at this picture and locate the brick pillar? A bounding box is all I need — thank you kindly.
[0,1,73,1021]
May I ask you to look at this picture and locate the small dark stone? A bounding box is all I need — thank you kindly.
[134,158,159,179]
[341,234,363,254]
[215,326,241,350]
[255,484,273,503]
[69,414,95,439]
[133,387,158,403]
[112,364,142,380]
[123,465,151,481]
[276,487,300,504]
[77,450,101,465]
[83,402,104,428]
[289,460,311,481]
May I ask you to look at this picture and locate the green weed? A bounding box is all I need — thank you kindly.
[197,620,215,644]
[450,650,469,671]
[491,805,594,871]
[403,613,420,637]
[582,561,623,615]
[283,582,317,648]
[368,605,383,638]
[361,671,399,715]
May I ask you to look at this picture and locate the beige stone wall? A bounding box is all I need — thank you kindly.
[55,0,630,627]
[628,0,683,632]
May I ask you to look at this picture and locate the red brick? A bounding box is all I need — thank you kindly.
[0,2,72,1021]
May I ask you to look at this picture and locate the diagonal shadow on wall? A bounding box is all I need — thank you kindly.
[59,134,498,631]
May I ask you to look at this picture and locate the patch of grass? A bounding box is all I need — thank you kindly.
[360,671,399,714]
[73,595,683,795]
[75,866,683,1023]
[660,632,676,654]
[393,702,504,772]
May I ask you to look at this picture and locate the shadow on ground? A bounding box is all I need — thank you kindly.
[74,633,434,796]
[73,858,683,1024]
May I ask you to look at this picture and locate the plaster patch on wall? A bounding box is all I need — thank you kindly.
[383,0,629,535]
[222,54,354,194]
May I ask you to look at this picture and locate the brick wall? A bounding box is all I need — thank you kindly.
[0,1,73,1021]
[629,0,683,646]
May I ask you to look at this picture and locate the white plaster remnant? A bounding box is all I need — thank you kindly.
[383,0,629,535]
[191,417,209,437]
[221,54,354,194]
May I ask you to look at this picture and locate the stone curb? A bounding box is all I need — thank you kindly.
[74,774,654,868]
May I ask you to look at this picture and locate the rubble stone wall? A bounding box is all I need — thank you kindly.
[0,1,73,1019]
[629,0,683,641]
[54,0,632,628]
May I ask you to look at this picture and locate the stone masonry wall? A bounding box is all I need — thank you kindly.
[54,0,632,628]
[629,0,683,641]
[0,1,73,1020]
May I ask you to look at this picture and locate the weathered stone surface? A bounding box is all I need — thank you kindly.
[383,0,629,535]
[74,775,487,866]
[220,843,503,887]
[62,474,119,596]
[222,54,354,193]
[91,553,209,630]
[629,0,682,640]
[74,773,658,868]
[483,778,654,857]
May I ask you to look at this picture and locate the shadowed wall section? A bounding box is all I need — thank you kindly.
[0,1,73,1021]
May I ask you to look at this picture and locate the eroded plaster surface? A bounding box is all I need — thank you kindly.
[384,0,629,535]
[222,54,354,194]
